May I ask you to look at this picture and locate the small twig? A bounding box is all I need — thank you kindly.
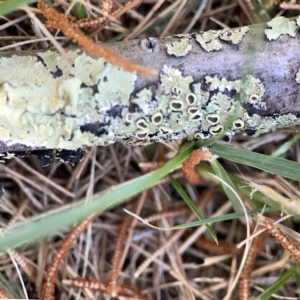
[38,0,157,76]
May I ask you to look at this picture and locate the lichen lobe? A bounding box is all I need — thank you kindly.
[166,38,192,57]
[265,16,298,41]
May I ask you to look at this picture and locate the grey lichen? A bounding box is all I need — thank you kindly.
[265,17,298,41]
[166,38,192,57]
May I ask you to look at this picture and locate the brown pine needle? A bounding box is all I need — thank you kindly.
[238,231,267,300]
[9,249,34,278]
[70,0,112,30]
[108,214,133,297]
[261,218,300,263]
[63,277,148,300]
[41,215,95,300]
[139,158,168,171]
[194,236,240,255]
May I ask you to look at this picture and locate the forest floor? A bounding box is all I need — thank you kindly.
[1,0,300,299]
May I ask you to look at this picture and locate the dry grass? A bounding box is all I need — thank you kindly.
[0,1,300,299]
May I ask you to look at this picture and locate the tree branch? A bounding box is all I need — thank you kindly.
[0,17,300,165]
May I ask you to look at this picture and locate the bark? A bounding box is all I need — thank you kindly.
[0,17,300,165]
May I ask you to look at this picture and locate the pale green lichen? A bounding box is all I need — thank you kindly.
[205,76,241,92]
[297,15,300,27]
[296,69,300,84]
[195,26,249,52]
[0,50,137,149]
[239,75,266,109]
[219,27,249,44]
[195,30,222,52]
[166,38,192,57]
[265,17,298,41]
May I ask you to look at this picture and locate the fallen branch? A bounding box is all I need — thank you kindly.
[1,17,300,165]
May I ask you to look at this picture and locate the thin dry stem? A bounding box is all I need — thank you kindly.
[280,2,300,10]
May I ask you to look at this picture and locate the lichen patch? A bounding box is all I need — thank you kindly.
[265,17,297,41]
[219,27,249,45]
[239,75,266,109]
[205,76,241,92]
[194,30,222,52]
[296,69,300,84]
[166,38,192,57]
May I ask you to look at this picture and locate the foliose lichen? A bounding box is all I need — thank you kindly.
[194,26,249,52]
[219,27,249,44]
[265,17,297,41]
[166,38,192,57]
[195,30,222,52]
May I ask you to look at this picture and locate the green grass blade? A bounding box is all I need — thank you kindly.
[254,266,296,300]
[211,143,300,181]
[172,207,275,229]
[294,264,300,298]
[72,0,88,19]
[271,132,300,157]
[0,142,210,252]
[0,273,21,298]
[196,163,300,216]
[168,174,217,243]
[0,0,37,16]
[210,158,243,212]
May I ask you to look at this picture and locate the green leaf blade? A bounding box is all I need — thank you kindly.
[211,143,300,181]
[254,266,296,300]
[0,0,37,17]
[168,174,217,243]
[210,158,243,213]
